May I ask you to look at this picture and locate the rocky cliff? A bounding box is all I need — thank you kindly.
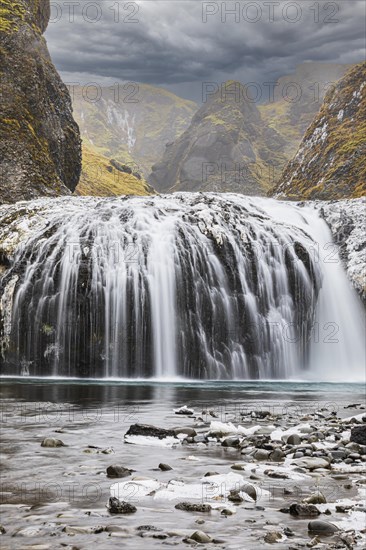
[149,81,287,194]
[272,63,366,200]
[0,0,81,204]
[259,63,351,160]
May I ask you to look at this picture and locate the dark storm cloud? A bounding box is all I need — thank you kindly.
[45,0,366,100]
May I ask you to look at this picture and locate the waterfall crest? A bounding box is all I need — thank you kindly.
[0,194,364,380]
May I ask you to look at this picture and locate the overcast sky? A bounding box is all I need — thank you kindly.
[46,0,366,102]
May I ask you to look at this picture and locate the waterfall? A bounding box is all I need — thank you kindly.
[0,193,364,380]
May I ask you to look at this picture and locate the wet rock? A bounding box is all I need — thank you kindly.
[222,436,240,447]
[291,457,330,470]
[41,437,65,447]
[125,424,176,440]
[63,525,104,535]
[0,525,5,534]
[108,497,137,514]
[106,465,132,478]
[254,449,270,460]
[136,525,162,532]
[174,406,194,415]
[330,450,347,460]
[203,471,219,477]
[240,484,257,501]
[350,425,366,445]
[304,492,327,505]
[286,434,302,445]
[190,530,212,543]
[283,527,295,537]
[264,469,288,479]
[228,490,244,503]
[175,502,212,512]
[159,463,173,471]
[308,520,339,534]
[269,449,285,462]
[289,503,321,517]
[335,504,353,513]
[221,508,234,515]
[264,531,282,543]
[231,463,246,470]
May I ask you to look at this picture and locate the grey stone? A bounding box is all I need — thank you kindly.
[41,437,65,447]
[159,463,173,471]
[190,530,212,543]
[108,497,137,514]
[350,425,366,445]
[286,434,301,446]
[106,465,132,478]
[289,503,320,517]
[175,502,212,512]
[308,520,339,535]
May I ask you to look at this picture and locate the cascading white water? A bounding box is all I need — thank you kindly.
[0,193,364,380]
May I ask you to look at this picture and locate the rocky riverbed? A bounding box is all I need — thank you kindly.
[0,381,365,549]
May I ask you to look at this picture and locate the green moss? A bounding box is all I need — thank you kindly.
[76,144,154,197]
[0,1,26,33]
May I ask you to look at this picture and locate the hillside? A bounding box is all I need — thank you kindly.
[76,145,154,197]
[0,0,81,203]
[259,63,351,160]
[272,63,366,200]
[72,83,197,178]
[149,81,287,194]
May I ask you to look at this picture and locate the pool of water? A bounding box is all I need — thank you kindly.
[0,380,365,549]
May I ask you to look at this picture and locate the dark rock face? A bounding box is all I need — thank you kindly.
[149,81,286,195]
[0,0,81,204]
[350,425,366,445]
[273,63,366,200]
[125,424,177,440]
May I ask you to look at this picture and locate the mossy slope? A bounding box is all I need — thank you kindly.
[76,145,154,197]
[272,63,366,200]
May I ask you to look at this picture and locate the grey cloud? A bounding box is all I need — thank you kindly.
[45,0,366,101]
